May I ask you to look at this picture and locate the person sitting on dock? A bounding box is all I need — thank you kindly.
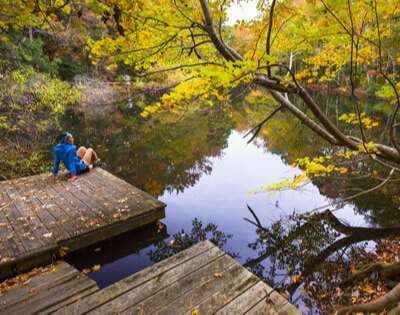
[51,132,99,181]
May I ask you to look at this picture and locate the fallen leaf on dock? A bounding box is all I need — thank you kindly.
[92,264,101,272]
[213,272,223,278]
[43,232,53,238]
[88,219,98,226]
[191,307,199,315]
[0,266,52,295]
[82,268,91,274]
[118,197,128,203]
[136,306,145,315]
[112,212,122,219]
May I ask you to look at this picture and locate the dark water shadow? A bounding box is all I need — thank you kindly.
[65,222,168,288]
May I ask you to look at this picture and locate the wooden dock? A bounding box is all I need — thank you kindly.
[0,168,165,280]
[0,241,300,315]
[0,261,99,315]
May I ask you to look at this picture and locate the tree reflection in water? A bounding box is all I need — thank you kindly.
[243,206,400,314]
[61,103,233,197]
[147,218,239,263]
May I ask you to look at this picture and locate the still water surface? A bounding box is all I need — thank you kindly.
[64,94,388,312]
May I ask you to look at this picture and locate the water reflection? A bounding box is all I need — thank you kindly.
[243,207,400,313]
[148,218,239,263]
[60,93,400,313]
[63,107,232,196]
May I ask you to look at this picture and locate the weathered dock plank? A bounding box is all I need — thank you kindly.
[0,168,165,280]
[0,261,99,315]
[53,241,301,315]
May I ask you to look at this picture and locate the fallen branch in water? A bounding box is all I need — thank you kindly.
[243,105,283,143]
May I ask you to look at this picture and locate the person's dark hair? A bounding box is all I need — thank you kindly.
[56,133,65,144]
[56,132,72,144]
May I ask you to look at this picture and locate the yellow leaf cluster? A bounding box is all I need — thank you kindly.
[253,174,310,194]
[294,156,349,177]
[357,142,380,154]
[339,113,379,129]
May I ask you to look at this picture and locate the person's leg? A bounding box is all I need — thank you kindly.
[82,148,98,166]
[77,146,87,159]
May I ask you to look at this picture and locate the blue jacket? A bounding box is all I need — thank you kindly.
[53,143,86,175]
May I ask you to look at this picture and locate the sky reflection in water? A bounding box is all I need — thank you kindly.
[68,130,366,290]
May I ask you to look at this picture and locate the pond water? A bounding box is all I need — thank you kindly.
[63,92,397,313]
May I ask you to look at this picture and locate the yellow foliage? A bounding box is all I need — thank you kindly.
[357,142,380,154]
[294,156,349,177]
[339,113,379,129]
[253,174,310,194]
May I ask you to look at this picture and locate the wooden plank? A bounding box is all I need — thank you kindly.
[0,187,42,253]
[46,181,100,234]
[215,281,269,314]
[154,263,258,315]
[69,176,130,223]
[55,181,106,229]
[5,274,98,315]
[245,290,302,315]
[0,217,20,278]
[89,246,226,314]
[40,285,99,315]
[78,174,136,221]
[27,176,82,239]
[122,254,237,315]
[0,235,12,264]
[89,169,136,199]
[11,179,68,243]
[93,168,140,192]
[79,175,133,217]
[39,184,88,237]
[0,200,26,257]
[245,300,278,315]
[0,261,98,315]
[54,241,215,314]
[0,262,77,311]
[89,170,164,217]
[0,207,17,261]
[94,168,164,209]
[216,280,302,315]
[10,186,56,246]
[181,271,262,315]
[58,181,108,226]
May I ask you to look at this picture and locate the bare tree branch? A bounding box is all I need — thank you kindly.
[199,0,243,61]
[265,0,277,76]
[244,105,283,143]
